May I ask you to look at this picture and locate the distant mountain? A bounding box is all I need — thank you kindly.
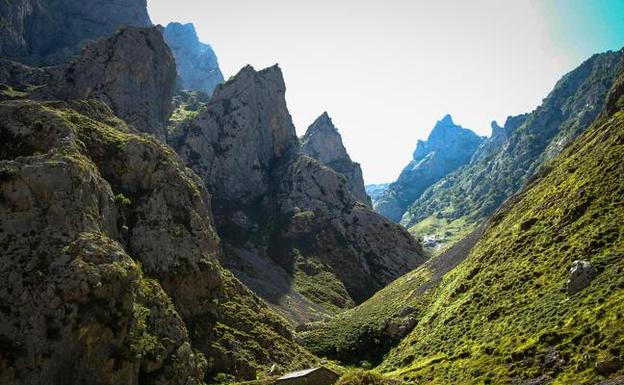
[402,49,624,251]
[301,112,370,204]
[373,114,484,222]
[163,22,224,95]
[366,183,390,201]
[0,0,151,65]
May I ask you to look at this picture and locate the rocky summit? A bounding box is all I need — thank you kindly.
[169,65,425,324]
[373,114,484,223]
[301,112,370,205]
[163,22,224,95]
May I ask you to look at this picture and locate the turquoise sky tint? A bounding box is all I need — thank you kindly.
[541,0,624,63]
[148,0,624,184]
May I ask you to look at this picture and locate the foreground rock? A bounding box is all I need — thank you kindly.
[170,65,425,323]
[0,100,315,383]
[301,112,370,205]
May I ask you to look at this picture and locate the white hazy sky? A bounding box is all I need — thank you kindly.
[148,0,624,184]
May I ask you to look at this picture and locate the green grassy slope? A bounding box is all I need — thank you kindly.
[378,79,624,384]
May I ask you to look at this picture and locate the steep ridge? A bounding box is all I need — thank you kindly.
[163,23,224,95]
[169,65,425,324]
[375,69,624,384]
[0,0,151,65]
[0,26,316,383]
[402,49,624,251]
[374,114,484,223]
[301,112,370,204]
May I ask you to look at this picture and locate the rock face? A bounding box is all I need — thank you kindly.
[1,27,177,141]
[170,65,425,323]
[163,23,224,95]
[301,112,370,204]
[567,260,594,295]
[470,114,528,164]
[0,0,151,66]
[0,99,315,384]
[374,114,484,222]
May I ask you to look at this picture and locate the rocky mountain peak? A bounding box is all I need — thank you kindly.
[302,112,349,164]
[374,116,484,222]
[163,22,224,95]
[413,114,482,160]
[301,112,370,204]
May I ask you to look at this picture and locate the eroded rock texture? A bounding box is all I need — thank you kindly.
[170,65,425,324]
[0,60,313,385]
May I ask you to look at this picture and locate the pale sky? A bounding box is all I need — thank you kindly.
[148,0,624,184]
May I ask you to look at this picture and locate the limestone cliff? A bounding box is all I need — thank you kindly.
[170,65,425,324]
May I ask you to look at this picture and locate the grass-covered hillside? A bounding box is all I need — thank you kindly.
[375,76,624,384]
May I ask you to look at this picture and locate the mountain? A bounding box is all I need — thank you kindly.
[366,183,390,202]
[305,61,624,385]
[169,66,425,325]
[373,114,484,222]
[402,49,624,252]
[0,0,151,65]
[163,23,224,95]
[301,112,370,204]
[0,26,316,383]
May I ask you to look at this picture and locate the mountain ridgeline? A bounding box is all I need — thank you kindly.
[400,50,624,251]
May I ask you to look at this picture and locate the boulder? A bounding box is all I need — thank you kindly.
[567,260,594,295]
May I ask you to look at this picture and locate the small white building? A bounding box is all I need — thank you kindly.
[276,367,340,385]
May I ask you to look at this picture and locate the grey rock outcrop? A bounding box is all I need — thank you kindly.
[374,114,484,222]
[163,23,224,95]
[567,260,594,295]
[53,27,177,140]
[301,112,370,204]
[0,99,314,383]
[1,27,177,141]
[0,0,151,66]
[170,65,425,323]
